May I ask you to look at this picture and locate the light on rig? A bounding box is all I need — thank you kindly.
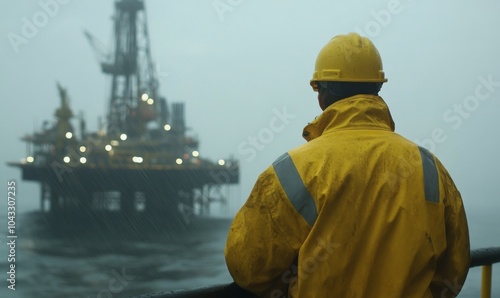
[105,145,112,151]
[80,157,87,164]
[26,156,34,163]
[132,156,143,163]
[65,132,73,139]
[79,146,87,153]
[218,159,225,166]
[110,140,119,146]
[120,133,127,141]
[141,93,149,101]
[147,98,154,105]
[63,156,71,163]
[176,158,183,165]
[192,151,199,157]
[164,124,171,131]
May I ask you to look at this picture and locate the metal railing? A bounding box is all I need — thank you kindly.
[135,246,500,298]
[470,247,500,298]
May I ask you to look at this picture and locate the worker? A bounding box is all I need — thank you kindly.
[225,32,470,297]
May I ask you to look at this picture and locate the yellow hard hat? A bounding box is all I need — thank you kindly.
[310,33,387,91]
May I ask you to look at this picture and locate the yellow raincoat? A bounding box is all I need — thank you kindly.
[225,95,470,298]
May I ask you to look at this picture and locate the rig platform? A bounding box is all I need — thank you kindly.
[8,0,239,225]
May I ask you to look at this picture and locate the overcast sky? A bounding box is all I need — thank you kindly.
[1,0,499,246]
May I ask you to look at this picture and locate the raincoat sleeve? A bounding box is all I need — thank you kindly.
[225,166,311,297]
[430,163,470,298]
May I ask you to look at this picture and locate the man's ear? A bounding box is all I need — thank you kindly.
[318,93,326,111]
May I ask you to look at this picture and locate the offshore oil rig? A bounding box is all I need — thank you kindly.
[9,0,239,224]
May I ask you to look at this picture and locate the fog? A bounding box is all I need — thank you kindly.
[1,0,499,296]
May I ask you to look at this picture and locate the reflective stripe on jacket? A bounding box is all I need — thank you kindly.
[225,95,470,298]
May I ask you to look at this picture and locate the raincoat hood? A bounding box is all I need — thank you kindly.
[302,94,395,142]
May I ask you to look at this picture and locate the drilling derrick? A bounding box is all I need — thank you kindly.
[9,0,239,226]
[101,0,163,139]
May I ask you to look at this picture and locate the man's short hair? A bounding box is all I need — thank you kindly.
[318,81,383,107]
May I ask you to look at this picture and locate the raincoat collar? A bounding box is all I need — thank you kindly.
[302,95,396,142]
